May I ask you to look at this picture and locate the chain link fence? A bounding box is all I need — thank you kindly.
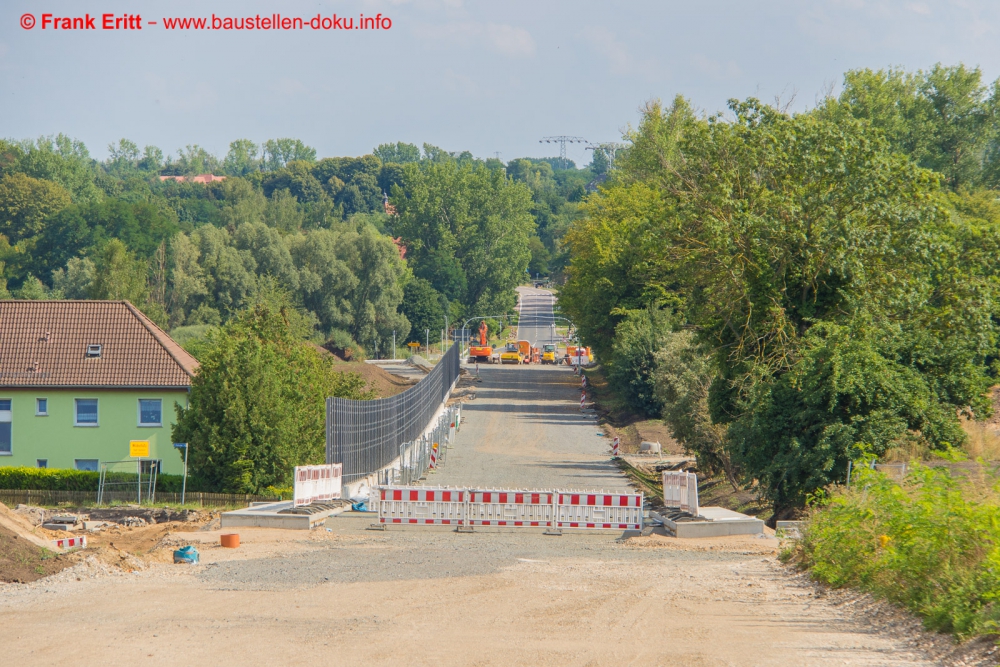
[326,344,461,484]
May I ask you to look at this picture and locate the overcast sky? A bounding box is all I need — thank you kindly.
[3,0,999,166]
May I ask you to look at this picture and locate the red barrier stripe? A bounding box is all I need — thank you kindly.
[408,518,417,523]
[393,490,402,501]
[604,495,612,506]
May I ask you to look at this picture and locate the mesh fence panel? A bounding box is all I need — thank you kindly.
[327,345,461,483]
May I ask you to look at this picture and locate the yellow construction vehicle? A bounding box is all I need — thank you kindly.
[499,341,523,364]
[541,344,557,364]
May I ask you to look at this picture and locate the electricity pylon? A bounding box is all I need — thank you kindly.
[539,136,587,170]
[586,142,626,170]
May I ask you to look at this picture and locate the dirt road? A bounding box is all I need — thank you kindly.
[0,288,957,666]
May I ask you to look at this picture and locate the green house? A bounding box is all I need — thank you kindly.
[0,300,199,475]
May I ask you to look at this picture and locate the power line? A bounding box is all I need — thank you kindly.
[538,136,587,170]
[586,141,626,170]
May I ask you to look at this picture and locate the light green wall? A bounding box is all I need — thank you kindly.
[0,389,189,475]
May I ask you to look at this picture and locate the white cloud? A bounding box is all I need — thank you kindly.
[413,20,535,58]
[486,23,536,57]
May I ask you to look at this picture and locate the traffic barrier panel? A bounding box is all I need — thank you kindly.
[662,471,699,516]
[466,490,556,528]
[378,487,466,525]
[293,464,343,507]
[612,436,620,457]
[556,492,643,530]
[53,535,86,549]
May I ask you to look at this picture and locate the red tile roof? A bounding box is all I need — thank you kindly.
[0,300,199,388]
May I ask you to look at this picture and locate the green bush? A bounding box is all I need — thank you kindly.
[0,467,185,493]
[794,464,1000,638]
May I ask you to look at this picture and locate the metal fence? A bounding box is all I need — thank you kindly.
[327,344,461,483]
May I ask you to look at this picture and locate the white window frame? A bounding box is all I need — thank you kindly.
[137,398,163,427]
[36,398,48,416]
[74,459,99,472]
[0,398,11,456]
[74,398,99,427]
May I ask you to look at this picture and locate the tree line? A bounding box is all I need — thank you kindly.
[0,136,602,354]
[560,64,1000,519]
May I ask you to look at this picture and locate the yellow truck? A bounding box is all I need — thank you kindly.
[499,341,523,364]
[541,344,557,364]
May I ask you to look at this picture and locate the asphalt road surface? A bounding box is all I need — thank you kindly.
[516,286,560,347]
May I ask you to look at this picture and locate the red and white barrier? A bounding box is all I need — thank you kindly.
[555,492,643,530]
[466,490,556,527]
[580,392,586,410]
[293,464,343,508]
[53,535,86,549]
[612,436,620,457]
[430,442,439,469]
[379,487,466,525]
[376,486,643,532]
[662,471,699,516]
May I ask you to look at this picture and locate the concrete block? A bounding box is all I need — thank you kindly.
[659,506,764,538]
[220,501,343,530]
[776,520,804,538]
[42,522,74,531]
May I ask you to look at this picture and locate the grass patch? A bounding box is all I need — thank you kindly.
[790,463,1000,640]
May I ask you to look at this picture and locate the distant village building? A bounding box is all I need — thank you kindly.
[158,174,227,184]
[0,301,198,474]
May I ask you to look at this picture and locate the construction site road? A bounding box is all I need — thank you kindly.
[0,287,962,666]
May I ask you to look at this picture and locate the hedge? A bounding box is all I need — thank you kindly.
[0,467,186,493]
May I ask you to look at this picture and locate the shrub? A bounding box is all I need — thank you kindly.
[795,464,1000,638]
[0,467,185,492]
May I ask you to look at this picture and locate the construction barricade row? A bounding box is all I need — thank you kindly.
[376,486,643,532]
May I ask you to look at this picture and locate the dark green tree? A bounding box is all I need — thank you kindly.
[400,278,445,344]
[172,299,370,494]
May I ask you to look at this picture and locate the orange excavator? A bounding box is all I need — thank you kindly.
[468,321,494,364]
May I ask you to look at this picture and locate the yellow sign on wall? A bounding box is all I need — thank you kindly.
[129,440,150,457]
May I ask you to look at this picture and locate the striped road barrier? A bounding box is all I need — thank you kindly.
[53,535,87,549]
[375,486,643,533]
[556,492,643,531]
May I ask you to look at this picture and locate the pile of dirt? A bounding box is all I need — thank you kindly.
[0,525,74,583]
[331,361,417,398]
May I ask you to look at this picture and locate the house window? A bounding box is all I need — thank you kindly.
[36,398,47,416]
[85,344,102,358]
[0,399,10,455]
[36,459,47,469]
[138,399,162,427]
[75,399,98,426]
[74,459,99,472]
